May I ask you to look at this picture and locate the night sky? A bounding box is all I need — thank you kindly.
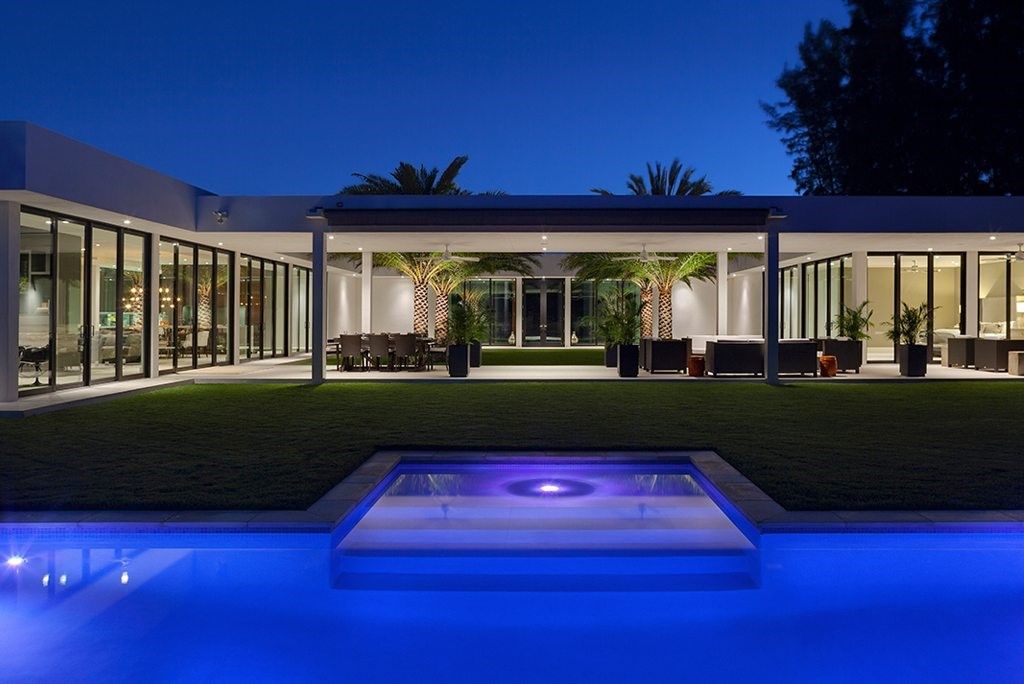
[3,1,847,196]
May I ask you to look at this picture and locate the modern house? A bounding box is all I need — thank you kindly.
[2,121,1023,400]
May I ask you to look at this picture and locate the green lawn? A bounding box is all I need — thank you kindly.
[1,381,1021,512]
[289,347,605,366]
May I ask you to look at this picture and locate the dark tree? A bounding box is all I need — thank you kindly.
[765,0,1024,195]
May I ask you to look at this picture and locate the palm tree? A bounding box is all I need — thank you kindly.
[430,254,539,343]
[367,253,449,335]
[341,156,471,195]
[591,159,740,196]
[642,253,718,339]
[560,253,655,338]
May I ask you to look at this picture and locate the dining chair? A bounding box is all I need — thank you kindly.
[339,334,365,371]
[367,333,391,371]
[392,333,419,370]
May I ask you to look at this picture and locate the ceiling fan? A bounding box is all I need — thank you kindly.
[420,245,479,263]
[612,244,674,263]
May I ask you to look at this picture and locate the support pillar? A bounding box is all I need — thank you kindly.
[716,251,729,335]
[764,229,780,385]
[361,251,373,333]
[852,251,868,364]
[0,202,20,401]
[965,251,979,336]
[311,230,326,385]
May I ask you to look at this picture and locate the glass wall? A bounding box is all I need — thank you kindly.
[240,255,288,359]
[780,267,799,339]
[290,266,310,353]
[570,279,639,345]
[55,220,85,387]
[799,255,849,338]
[18,208,149,394]
[18,213,54,391]
[462,278,516,345]
[930,254,963,358]
[866,255,896,362]
[979,253,1024,340]
[159,239,232,372]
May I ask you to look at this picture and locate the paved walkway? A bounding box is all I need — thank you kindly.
[1,355,1020,417]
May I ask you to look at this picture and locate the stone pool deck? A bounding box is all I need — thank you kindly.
[0,450,1020,535]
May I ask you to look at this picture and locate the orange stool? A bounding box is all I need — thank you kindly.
[687,355,705,377]
[818,355,838,378]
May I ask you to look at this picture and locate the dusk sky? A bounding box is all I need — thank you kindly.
[4,1,848,196]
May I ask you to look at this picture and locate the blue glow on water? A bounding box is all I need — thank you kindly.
[1,467,1022,681]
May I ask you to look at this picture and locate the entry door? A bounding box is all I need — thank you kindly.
[522,279,564,346]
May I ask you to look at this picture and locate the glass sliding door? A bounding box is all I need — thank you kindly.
[978,253,1024,340]
[462,278,516,345]
[196,248,214,367]
[159,241,176,371]
[90,227,120,383]
[1012,260,1024,339]
[215,251,231,361]
[121,233,147,378]
[931,254,964,359]
[55,220,86,387]
[177,245,196,368]
[18,212,54,392]
[290,266,309,353]
[522,278,564,347]
[867,255,896,362]
[274,263,286,356]
[780,267,799,339]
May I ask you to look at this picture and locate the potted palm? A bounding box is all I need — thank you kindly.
[824,301,873,373]
[885,302,933,377]
[580,293,621,367]
[609,292,643,377]
[446,298,489,377]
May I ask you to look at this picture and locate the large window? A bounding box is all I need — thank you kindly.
[867,252,965,362]
[570,279,639,345]
[159,239,232,372]
[780,266,800,339]
[800,255,850,338]
[290,266,311,353]
[462,278,516,345]
[18,208,149,394]
[979,253,1024,340]
[240,255,289,359]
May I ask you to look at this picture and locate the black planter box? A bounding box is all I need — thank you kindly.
[470,340,482,368]
[604,344,618,368]
[821,338,863,373]
[617,344,640,377]
[898,344,928,377]
[448,344,470,377]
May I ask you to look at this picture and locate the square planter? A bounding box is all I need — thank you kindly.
[897,344,928,377]
[604,344,618,368]
[617,344,640,378]
[470,340,482,368]
[447,344,470,377]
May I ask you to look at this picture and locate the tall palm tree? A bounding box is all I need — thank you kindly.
[643,253,718,339]
[430,254,540,343]
[341,156,471,195]
[591,159,740,196]
[560,253,655,338]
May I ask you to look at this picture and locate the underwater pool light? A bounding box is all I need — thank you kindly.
[5,555,26,568]
[539,484,561,493]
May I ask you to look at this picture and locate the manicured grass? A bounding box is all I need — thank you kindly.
[1,382,1022,512]
[288,347,605,366]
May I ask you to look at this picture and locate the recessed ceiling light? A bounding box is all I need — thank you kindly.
[990,235,997,240]
[542,247,547,251]
[123,219,131,225]
[357,247,363,251]
[757,235,764,241]
[541,235,548,241]
[927,247,933,251]
[727,247,733,251]
[217,242,223,246]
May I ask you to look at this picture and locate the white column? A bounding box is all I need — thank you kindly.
[965,251,979,336]
[852,251,868,364]
[146,234,160,377]
[716,251,729,336]
[563,276,572,346]
[764,229,780,384]
[311,231,326,384]
[515,277,524,347]
[0,202,20,401]
[361,251,373,333]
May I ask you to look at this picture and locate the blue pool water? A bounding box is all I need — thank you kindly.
[1,465,1022,682]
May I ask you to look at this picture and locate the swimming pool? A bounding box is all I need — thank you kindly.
[2,462,1022,681]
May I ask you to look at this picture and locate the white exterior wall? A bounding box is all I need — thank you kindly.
[371,277,414,333]
[671,279,717,338]
[327,271,360,336]
[728,271,763,336]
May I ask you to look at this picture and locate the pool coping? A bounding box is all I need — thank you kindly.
[1,449,1021,534]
